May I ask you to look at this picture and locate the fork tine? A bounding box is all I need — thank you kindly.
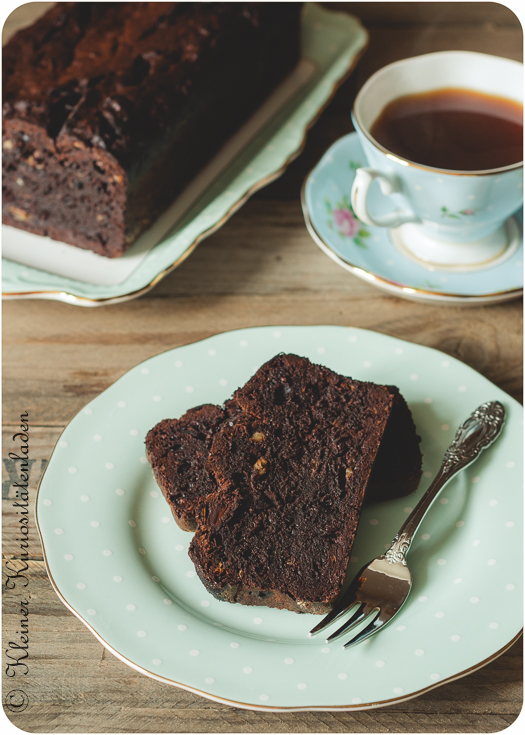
[343,611,383,649]
[308,596,359,637]
[326,603,378,643]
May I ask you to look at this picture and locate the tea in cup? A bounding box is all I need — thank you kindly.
[351,51,523,269]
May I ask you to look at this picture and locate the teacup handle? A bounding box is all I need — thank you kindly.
[351,167,420,228]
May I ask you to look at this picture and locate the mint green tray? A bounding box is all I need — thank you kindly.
[3,4,368,305]
[36,326,523,711]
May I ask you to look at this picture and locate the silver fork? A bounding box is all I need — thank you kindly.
[309,400,506,649]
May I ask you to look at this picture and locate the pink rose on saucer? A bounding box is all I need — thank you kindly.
[333,207,360,237]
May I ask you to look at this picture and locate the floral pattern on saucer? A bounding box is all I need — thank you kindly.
[302,133,523,303]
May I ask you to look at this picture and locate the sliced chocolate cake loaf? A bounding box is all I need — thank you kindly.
[3,3,302,256]
[187,354,420,614]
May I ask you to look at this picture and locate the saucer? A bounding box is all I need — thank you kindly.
[301,133,523,305]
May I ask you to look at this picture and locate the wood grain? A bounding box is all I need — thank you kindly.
[2,2,522,732]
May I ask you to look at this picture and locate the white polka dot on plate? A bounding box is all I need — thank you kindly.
[105,462,114,470]
[129,520,136,528]
[442,360,450,368]
[175,361,183,368]
[201,600,210,607]
[506,584,515,591]
[441,424,449,431]
[489,499,498,507]
[424,397,433,404]
[376,660,385,667]
[397,625,406,631]
[185,386,194,393]
[437,559,446,565]
[60,441,68,448]
[178,625,187,631]
[113,576,122,582]
[153,659,162,665]
[93,434,102,441]
[284,658,294,665]
[64,554,73,561]
[253,617,262,625]
[273,331,282,338]
[439,497,448,505]
[240,340,248,347]
[507,461,515,468]
[418,596,427,602]
[321,647,331,653]
[338,673,348,680]
[187,570,196,578]
[451,635,461,641]
[470,596,480,603]
[81,495,89,502]
[456,521,464,527]
[297,683,307,690]
[77,583,86,590]
[161,517,170,524]
[127,604,136,611]
[137,631,146,637]
[205,677,215,684]
[243,667,253,674]
[150,491,159,498]
[472,476,481,484]
[352,697,362,704]
[87,609,96,616]
[55,528,63,535]
[506,521,515,528]
[130,429,138,436]
[103,550,112,557]
[458,386,467,392]
[190,649,199,656]
[68,467,77,474]
[369,519,378,526]
[153,395,161,402]
[435,612,445,618]
[260,694,269,702]
[363,361,372,368]
[175,544,184,551]
[410,374,418,381]
[163,598,172,605]
[489,622,499,629]
[117,401,126,408]
[141,367,149,374]
[138,548,146,555]
[219,379,228,386]
[84,407,93,415]
[415,649,425,656]
[488,559,497,565]
[430,673,440,681]
[421,533,430,540]
[393,687,403,694]
[116,489,125,496]
[230,642,239,649]
[454,578,463,584]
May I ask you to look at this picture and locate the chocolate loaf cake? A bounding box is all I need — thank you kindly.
[184,354,421,614]
[2,3,302,257]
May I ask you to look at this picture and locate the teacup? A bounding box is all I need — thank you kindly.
[350,51,523,270]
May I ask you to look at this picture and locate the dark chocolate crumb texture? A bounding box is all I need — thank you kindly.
[2,3,301,256]
[146,354,422,614]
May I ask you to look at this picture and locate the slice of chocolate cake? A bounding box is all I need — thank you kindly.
[187,354,412,614]
[145,402,239,531]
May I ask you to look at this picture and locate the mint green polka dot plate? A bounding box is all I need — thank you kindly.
[36,326,523,711]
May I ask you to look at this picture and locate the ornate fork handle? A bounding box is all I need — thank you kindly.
[385,400,505,566]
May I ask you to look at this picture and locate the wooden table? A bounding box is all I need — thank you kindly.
[3,3,522,732]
